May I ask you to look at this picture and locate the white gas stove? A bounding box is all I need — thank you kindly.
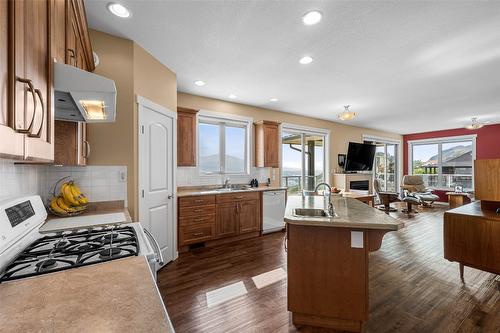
[0,196,163,283]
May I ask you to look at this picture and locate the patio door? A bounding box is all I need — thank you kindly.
[281,127,327,195]
[372,143,398,192]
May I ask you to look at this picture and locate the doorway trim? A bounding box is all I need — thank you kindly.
[281,123,330,192]
[363,134,402,192]
[137,95,178,262]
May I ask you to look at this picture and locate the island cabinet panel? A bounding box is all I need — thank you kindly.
[239,200,261,233]
[254,120,280,168]
[215,202,239,238]
[287,224,368,331]
[177,107,198,166]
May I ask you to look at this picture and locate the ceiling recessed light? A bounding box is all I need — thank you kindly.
[228,94,237,99]
[270,98,279,102]
[299,56,313,64]
[194,80,206,86]
[302,10,322,25]
[107,3,131,18]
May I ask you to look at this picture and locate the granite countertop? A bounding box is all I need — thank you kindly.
[0,256,174,333]
[284,195,403,230]
[177,185,288,197]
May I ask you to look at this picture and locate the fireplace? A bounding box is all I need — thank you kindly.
[349,180,369,191]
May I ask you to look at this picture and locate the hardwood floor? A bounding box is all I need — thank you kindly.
[158,203,500,332]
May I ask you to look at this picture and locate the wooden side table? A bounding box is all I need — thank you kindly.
[446,192,472,209]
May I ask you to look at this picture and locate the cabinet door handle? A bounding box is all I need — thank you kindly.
[83,140,90,158]
[68,49,76,65]
[15,77,37,134]
[193,232,204,236]
[28,88,45,138]
[194,199,204,203]
[235,196,244,199]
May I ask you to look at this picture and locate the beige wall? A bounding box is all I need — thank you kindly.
[177,92,402,186]
[88,30,177,220]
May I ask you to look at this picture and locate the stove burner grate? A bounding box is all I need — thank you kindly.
[99,247,122,259]
[35,258,57,269]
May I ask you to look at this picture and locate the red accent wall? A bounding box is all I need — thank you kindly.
[402,123,500,202]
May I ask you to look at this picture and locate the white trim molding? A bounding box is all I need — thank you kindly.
[362,134,402,145]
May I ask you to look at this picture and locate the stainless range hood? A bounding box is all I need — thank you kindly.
[54,62,116,123]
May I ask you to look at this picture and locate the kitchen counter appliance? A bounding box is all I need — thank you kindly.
[0,196,161,283]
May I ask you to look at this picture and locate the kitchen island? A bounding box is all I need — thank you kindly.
[285,195,403,332]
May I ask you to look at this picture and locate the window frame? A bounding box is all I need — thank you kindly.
[280,123,330,194]
[407,134,476,190]
[197,111,251,175]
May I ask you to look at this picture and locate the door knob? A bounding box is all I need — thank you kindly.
[168,194,174,199]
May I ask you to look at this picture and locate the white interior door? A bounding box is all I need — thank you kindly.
[138,97,177,269]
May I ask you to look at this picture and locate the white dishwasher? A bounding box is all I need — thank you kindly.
[262,190,286,234]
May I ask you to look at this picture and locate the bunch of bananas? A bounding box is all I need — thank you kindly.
[49,181,88,216]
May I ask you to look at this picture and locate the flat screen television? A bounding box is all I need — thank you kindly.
[344,142,376,172]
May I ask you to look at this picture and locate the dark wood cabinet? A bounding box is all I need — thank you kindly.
[215,202,240,238]
[254,120,280,168]
[177,107,198,166]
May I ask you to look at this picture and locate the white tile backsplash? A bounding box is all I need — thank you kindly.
[0,159,127,206]
[177,166,271,187]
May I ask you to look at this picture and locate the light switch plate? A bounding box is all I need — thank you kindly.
[351,231,364,248]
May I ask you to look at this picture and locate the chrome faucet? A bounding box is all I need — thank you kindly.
[223,178,230,188]
[314,182,334,216]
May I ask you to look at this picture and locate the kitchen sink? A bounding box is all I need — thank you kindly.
[214,185,252,192]
[292,208,333,218]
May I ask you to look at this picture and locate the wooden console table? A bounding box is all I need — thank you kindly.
[443,201,500,281]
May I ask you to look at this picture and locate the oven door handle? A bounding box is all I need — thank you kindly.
[143,228,164,265]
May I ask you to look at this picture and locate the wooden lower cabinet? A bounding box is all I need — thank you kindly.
[178,192,263,250]
[215,202,239,238]
[239,200,260,234]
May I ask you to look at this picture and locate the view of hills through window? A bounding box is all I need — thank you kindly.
[199,121,246,174]
[412,141,473,189]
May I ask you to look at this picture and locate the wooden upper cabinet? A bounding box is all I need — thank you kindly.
[0,0,24,159]
[254,120,280,168]
[177,107,198,166]
[66,0,94,71]
[11,0,54,162]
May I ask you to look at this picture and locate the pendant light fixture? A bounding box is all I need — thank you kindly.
[465,117,484,130]
[338,105,356,121]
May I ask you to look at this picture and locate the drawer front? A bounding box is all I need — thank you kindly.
[179,223,214,246]
[179,214,215,227]
[179,204,216,217]
[216,191,260,204]
[179,195,216,207]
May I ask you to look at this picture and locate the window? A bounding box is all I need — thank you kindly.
[281,125,329,196]
[198,114,249,174]
[409,136,475,190]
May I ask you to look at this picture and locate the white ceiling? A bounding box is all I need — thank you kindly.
[85,0,500,135]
